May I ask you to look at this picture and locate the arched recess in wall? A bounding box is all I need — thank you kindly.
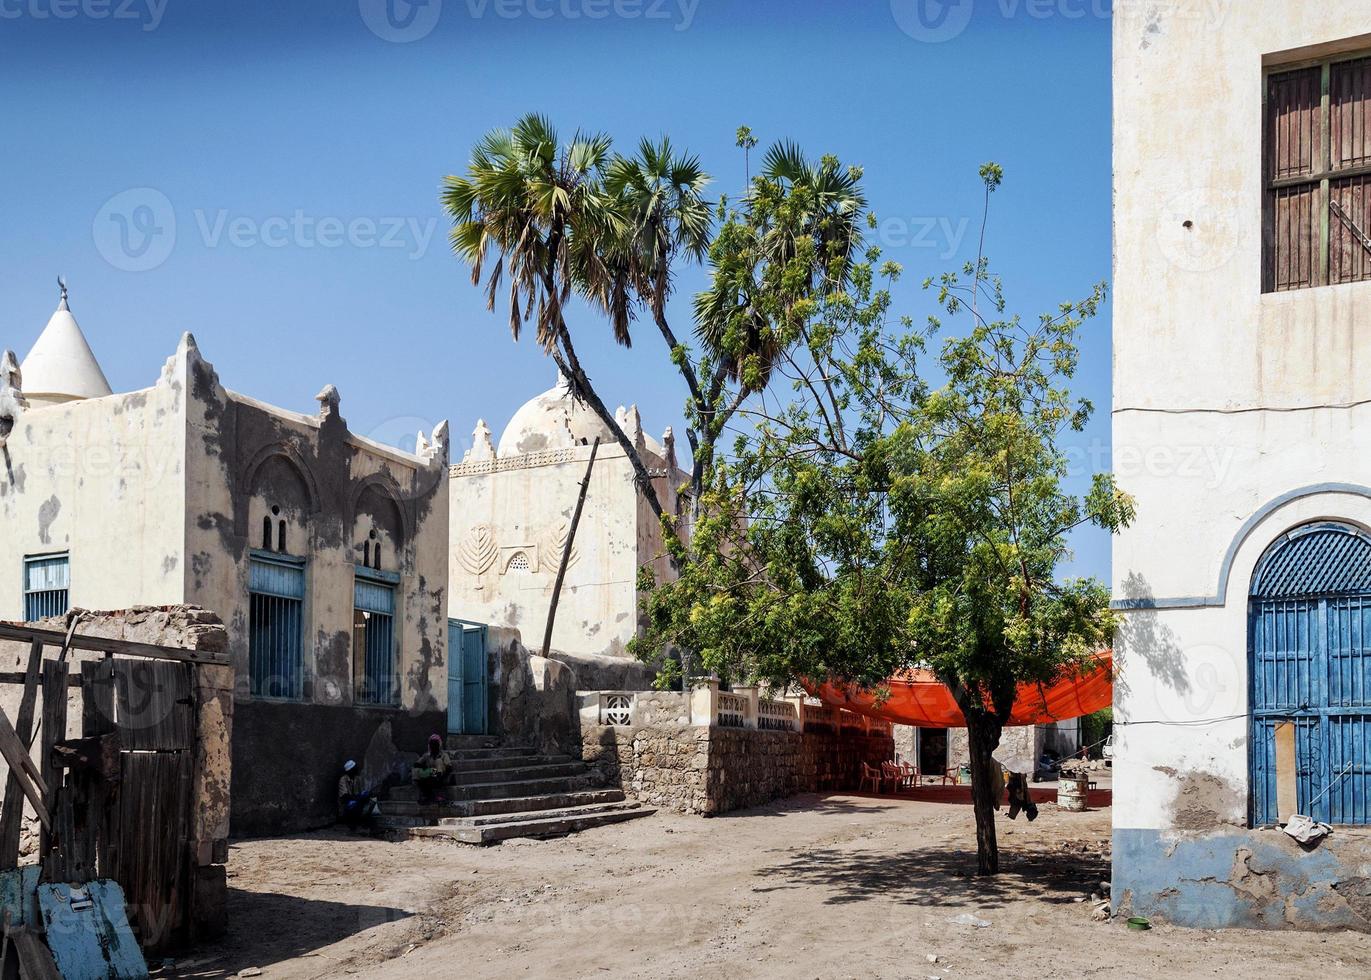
[351,475,409,572]
[241,444,321,554]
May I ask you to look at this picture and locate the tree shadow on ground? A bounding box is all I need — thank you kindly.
[711,793,903,818]
[158,889,414,978]
[754,842,1109,911]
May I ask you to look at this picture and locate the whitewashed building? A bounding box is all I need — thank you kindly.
[448,376,688,689]
[0,287,451,835]
[1113,2,1371,928]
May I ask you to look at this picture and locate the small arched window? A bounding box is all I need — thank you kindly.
[362,541,371,568]
[262,516,273,551]
[507,552,531,574]
[278,520,287,553]
[369,530,381,571]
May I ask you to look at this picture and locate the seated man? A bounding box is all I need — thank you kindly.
[412,734,452,804]
[337,759,380,834]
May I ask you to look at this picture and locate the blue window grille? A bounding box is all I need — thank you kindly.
[23,554,70,621]
[353,568,398,706]
[1250,522,1371,825]
[248,552,305,700]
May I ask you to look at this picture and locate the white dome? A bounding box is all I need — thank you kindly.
[497,374,614,457]
[21,290,112,406]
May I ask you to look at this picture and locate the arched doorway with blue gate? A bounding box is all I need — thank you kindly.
[1249,521,1371,826]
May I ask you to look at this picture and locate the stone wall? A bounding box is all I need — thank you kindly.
[581,722,894,816]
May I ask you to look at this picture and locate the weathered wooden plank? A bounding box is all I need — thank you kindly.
[80,662,115,740]
[0,712,47,831]
[114,661,192,753]
[0,673,81,689]
[0,625,228,668]
[0,641,42,870]
[38,662,67,866]
[3,923,61,980]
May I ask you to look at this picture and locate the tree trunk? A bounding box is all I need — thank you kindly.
[964,712,1005,875]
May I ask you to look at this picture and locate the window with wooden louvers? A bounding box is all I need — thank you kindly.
[1265,56,1371,292]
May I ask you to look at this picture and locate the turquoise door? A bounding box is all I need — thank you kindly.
[448,619,489,735]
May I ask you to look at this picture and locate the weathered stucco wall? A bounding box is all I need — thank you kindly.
[582,723,894,816]
[2,332,451,838]
[1113,3,1371,928]
[0,366,187,618]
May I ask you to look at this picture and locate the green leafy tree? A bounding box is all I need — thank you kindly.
[636,165,1133,873]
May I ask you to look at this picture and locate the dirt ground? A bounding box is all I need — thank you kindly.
[169,794,1371,980]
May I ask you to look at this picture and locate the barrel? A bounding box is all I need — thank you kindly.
[1057,772,1089,811]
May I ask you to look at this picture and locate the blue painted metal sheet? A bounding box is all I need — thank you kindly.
[38,880,148,980]
[1250,522,1371,825]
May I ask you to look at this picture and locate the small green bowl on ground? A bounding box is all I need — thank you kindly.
[1127,916,1151,931]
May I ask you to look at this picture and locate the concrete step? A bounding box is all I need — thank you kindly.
[382,789,628,825]
[452,754,572,772]
[437,800,641,827]
[408,803,655,844]
[451,762,588,786]
[446,742,534,757]
[389,771,602,803]
[444,735,504,751]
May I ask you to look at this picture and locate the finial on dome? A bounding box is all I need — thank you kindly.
[57,276,69,311]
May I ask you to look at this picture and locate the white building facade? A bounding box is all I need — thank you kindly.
[0,290,451,835]
[1113,3,1371,928]
[449,377,688,689]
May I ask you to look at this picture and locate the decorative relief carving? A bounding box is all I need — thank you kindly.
[457,523,498,575]
[540,520,579,573]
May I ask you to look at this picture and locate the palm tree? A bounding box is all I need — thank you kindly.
[443,114,618,352]
[442,115,676,526]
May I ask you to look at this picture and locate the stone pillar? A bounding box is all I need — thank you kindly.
[788,694,808,732]
[733,685,760,730]
[689,677,719,726]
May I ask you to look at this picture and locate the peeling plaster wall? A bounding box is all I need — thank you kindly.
[1113,2,1371,928]
[449,441,683,676]
[0,372,187,617]
[173,343,450,834]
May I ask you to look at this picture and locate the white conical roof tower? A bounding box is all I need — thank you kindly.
[20,279,113,407]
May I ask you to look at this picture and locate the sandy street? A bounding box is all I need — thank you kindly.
[166,793,1371,980]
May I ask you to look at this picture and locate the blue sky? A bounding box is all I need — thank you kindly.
[1,0,1114,579]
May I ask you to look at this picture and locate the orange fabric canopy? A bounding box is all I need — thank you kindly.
[802,651,1113,728]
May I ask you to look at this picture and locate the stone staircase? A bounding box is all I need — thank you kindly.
[380,737,653,844]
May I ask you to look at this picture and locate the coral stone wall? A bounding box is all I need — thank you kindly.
[581,723,894,816]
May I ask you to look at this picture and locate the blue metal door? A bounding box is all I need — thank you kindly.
[1250,523,1371,825]
[447,619,488,735]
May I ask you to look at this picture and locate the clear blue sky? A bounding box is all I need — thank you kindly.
[1,0,1114,579]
